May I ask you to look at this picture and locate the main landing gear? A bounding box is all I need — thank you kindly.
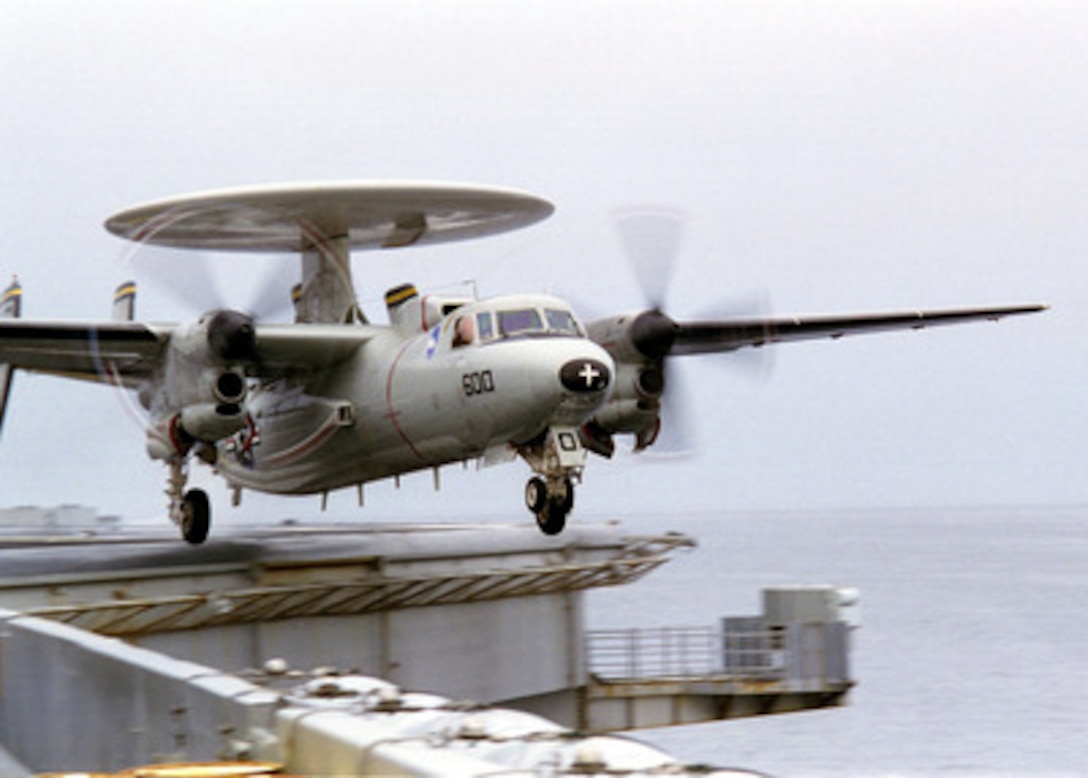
[167,459,211,545]
[519,426,585,536]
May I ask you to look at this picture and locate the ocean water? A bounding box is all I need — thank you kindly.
[583,506,1088,777]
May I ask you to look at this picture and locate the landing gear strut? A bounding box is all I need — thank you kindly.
[167,459,211,545]
[519,426,585,536]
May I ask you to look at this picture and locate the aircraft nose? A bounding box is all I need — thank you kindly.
[559,358,611,394]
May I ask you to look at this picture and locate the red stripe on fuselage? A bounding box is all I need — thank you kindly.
[263,412,341,467]
[386,341,424,461]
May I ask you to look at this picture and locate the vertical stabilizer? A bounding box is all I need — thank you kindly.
[113,280,136,321]
[0,277,23,434]
[1,277,20,318]
[384,283,422,331]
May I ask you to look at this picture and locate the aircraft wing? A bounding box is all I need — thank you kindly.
[249,324,381,371]
[0,320,377,386]
[667,303,1047,356]
[0,320,167,386]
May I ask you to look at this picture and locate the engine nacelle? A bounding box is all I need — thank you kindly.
[585,310,678,363]
[146,371,250,460]
[582,309,682,454]
[144,310,256,460]
[167,367,248,443]
[180,401,249,442]
[581,359,664,455]
[590,361,660,427]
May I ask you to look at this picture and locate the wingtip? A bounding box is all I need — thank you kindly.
[1001,302,1049,315]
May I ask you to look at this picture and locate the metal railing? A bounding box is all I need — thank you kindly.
[586,621,850,686]
[587,626,721,680]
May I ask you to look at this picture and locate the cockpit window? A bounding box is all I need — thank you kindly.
[451,315,476,348]
[476,311,494,342]
[498,308,544,337]
[545,308,582,336]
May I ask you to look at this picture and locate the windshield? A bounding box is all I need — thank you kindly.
[477,305,584,342]
[498,308,544,337]
[545,308,582,336]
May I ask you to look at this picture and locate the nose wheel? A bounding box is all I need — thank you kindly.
[526,475,574,536]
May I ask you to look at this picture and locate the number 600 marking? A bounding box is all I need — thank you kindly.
[462,370,495,396]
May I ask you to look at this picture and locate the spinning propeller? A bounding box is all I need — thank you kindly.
[584,208,773,456]
[614,207,774,368]
[115,218,303,325]
[102,205,315,449]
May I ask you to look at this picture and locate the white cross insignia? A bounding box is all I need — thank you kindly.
[579,362,600,388]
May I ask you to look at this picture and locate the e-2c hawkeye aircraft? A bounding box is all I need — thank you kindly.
[0,182,1045,544]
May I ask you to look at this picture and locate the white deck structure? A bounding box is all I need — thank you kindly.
[0,515,854,775]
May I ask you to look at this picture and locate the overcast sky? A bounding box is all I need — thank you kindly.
[0,1,1082,525]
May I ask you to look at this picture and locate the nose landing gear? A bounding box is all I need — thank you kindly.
[525,475,575,535]
[519,426,585,536]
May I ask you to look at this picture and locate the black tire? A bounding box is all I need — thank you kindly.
[560,476,575,513]
[181,488,211,545]
[525,476,548,513]
[535,502,567,536]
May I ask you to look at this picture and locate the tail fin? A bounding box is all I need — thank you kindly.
[0,276,23,434]
[112,280,136,321]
